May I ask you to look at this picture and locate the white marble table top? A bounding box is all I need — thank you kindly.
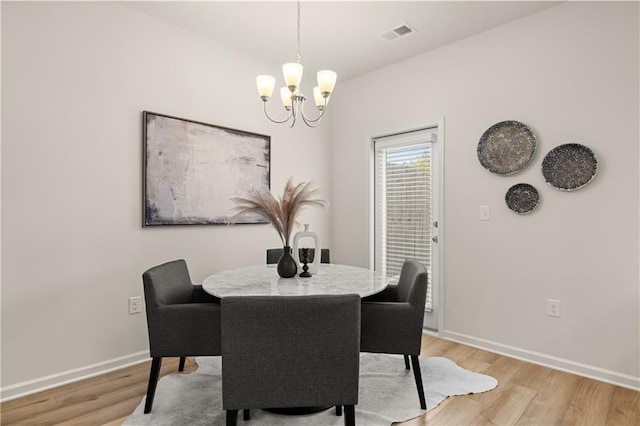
[202,264,388,298]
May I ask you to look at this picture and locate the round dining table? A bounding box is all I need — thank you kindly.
[202,263,388,298]
[202,263,388,417]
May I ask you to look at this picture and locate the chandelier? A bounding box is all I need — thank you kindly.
[256,0,337,128]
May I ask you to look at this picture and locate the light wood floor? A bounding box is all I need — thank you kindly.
[1,335,638,425]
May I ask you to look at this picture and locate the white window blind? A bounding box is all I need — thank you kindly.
[374,130,435,311]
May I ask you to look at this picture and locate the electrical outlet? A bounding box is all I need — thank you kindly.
[129,296,142,314]
[547,299,561,317]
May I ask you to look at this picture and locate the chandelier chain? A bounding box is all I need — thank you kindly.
[296,0,302,63]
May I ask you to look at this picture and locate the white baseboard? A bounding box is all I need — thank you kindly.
[0,350,150,402]
[442,331,640,391]
[4,332,638,402]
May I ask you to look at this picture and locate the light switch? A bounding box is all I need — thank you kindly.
[479,205,491,221]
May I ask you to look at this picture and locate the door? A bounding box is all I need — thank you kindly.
[372,126,442,332]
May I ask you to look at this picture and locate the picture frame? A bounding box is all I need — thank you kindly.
[143,111,270,226]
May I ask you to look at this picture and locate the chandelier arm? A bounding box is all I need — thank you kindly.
[300,108,325,125]
[287,99,300,128]
[263,101,294,124]
[299,99,327,124]
[301,114,324,128]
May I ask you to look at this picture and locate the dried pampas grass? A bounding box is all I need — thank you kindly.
[230,178,326,246]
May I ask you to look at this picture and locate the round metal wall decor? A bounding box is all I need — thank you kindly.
[541,143,598,191]
[477,120,537,175]
[505,183,540,214]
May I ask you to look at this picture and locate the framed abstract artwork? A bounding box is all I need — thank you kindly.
[143,111,270,226]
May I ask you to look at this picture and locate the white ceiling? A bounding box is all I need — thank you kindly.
[121,1,561,82]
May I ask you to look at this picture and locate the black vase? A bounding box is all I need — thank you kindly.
[277,246,298,278]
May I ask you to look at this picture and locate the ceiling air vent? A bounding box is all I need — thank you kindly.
[380,23,416,41]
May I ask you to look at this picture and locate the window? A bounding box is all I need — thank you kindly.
[374,129,436,311]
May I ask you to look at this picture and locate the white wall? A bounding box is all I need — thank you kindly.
[1,1,332,398]
[331,1,639,388]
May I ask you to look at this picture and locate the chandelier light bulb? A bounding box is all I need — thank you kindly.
[256,75,276,100]
[317,70,337,96]
[280,87,293,109]
[282,62,304,91]
[313,87,326,110]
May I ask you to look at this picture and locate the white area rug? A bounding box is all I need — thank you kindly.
[124,354,497,425]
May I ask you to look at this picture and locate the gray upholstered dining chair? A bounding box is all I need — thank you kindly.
[142,259,221,414]
[266,247,331,264]
[360,259,429,409]
[221,294,361,426]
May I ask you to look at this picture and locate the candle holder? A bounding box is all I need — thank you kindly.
[292,224,320,275]
[299,248,312,277]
